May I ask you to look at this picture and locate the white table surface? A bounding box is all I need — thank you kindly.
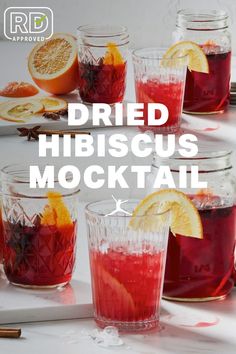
[0,41,236,353]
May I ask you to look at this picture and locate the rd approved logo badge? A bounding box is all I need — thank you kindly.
[4,7,53,42]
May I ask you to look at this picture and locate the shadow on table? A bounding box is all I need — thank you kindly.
[175,290,236,316]
[127,319,235,354]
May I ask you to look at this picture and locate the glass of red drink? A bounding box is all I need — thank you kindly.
[132,48,187,133]
[173,10,231,114]
[85,199,170,331]
[147,150,236,301]
[1,164,79,289]
[77,25,129,104]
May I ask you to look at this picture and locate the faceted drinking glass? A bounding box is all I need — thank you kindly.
[1,164,79,289]
[77,25,129,104]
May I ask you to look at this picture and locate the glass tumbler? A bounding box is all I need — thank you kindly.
[85,199,170,332]
[132,48,187,134]
[1,164,79,289]
[77,25,129,104]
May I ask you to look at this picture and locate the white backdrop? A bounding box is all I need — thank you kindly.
[1,0,236,51]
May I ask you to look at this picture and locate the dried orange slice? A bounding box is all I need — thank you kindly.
[0,99,43,122]
[41,191,72,227]
[28,33,79,94]
[103,42,124,65]
[162,41,209,73]
[36,97,67,112]
[129,189,203,238]
[0,82,39,98]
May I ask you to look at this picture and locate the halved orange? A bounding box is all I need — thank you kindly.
[129,189,203,238]
[0,99,43,122]
[162,41,209,74]
[0,81,39,98]
[36,97,67,112]
[28,33,79,95]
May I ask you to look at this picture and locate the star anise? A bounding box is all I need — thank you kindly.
[17,126,41,141]
[80,59,103,94]
[43,112,60,120]
[57,108,68,116]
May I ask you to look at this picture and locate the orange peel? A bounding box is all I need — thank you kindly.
[103,42,124,65]
[41,191,73,227]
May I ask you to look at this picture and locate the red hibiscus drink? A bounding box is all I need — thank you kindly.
[85,199,170,332]
[1,164,79,289]
[132,48,187,133]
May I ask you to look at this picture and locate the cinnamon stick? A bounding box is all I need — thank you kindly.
[39,129,90,138]
[0,327,21,338]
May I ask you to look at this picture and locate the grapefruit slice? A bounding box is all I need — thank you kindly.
[36,97,67,112]
[28,33,79,94]
[162,41,209,73]
[0,99,43,122]
[129,189,203,238]
[0,81,39,97]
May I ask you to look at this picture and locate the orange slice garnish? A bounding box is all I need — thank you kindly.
[162,41,209,73]
[129,189,203,238]
[103,42,124,65]
[41,191,72,227]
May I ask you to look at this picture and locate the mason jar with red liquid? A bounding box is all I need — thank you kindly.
[77,25,129,104]
[173,10,231,114]
[1,164,79,289]
[146,150,236,301]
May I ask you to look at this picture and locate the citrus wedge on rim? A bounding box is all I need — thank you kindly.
[28,33,79,95]
[36,97,67,112]
[0,99,43,122]
[129,189,203,238]
[163,41,209,74]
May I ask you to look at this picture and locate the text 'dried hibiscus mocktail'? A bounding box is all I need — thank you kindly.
[132,48,187,133]
[85,199,170,332]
